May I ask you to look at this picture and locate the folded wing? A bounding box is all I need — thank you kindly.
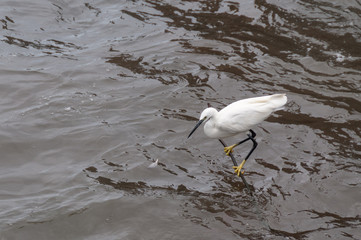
[217,94,287,134]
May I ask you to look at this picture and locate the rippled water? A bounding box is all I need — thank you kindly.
[1,0,360,239]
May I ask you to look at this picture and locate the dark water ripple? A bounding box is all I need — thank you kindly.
[0,0,360,239]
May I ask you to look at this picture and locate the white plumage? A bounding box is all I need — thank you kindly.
[187,94,287,176]
[199,94,287,139]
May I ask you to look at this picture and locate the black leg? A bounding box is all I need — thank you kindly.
[220,129,258,169]
[244,131,258,161]
[234,129,256,147]
[224,129,258,172]
[218,139,252,194]
[249,129,256,138]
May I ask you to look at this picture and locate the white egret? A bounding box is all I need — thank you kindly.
[188,94,287,176]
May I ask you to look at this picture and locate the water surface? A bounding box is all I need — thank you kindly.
[0,0,360,239]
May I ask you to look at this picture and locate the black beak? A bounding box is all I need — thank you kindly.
[188,119,204,138]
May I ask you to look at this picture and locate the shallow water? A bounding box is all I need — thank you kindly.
[0,0,360,239]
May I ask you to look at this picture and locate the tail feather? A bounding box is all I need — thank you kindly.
[270,94,287,109]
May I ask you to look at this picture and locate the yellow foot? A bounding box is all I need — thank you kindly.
[232,159,246,176]
[224,144,237,156]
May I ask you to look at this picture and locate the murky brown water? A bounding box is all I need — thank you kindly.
[1,0,360,239]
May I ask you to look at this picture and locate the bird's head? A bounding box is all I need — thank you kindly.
[188,107,217,138]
